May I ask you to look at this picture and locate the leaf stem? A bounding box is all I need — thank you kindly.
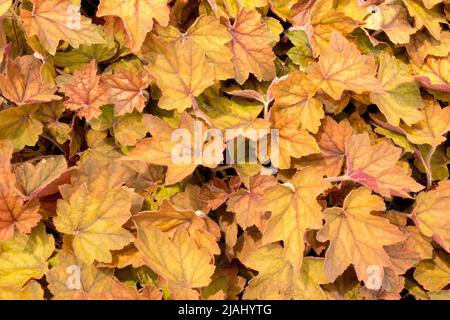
[41,133,66,155]
[424,145,436,189]
[325,175,349,183]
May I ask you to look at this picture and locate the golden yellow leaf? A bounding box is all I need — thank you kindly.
[370,52,424,126]
[64,60,108,121]
[135,225,215,292]
[62,158,140,197]
[258,167,330,271]
[308,31,383,100]
[201,265,245,300]
[15,155,68,198]
[229,9,277,84]
[412,55,450,92]
[0,280,44,300]
[46,251,115,299]
[20,0,105,55]
[97,0,170,52]
[54,183,135,264]
[402,98,450,147]
[198,88,267,134]
[422,0,444,9]
[304,0,358,57]
[141,37,215,112]
[403,0,446,41]
[271,110,320,169]
[414,251,450,291]
[0,105,44,151]
[367,1,416,44]
[0,55,60,105]
[0,224,54,288]
[133,200,220,256]
[0,140,41,240]
[406,30,450,65]
[127,113,223,185]
[150,15,234,81]
[317,187,407,283]
[270,71,324,133]
[345,133,424,198]
[412,180,450,252]
[238,241,329,299]
[0,0,10,16]
[403,226,434,260]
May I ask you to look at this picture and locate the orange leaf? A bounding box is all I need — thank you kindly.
[0,140,41,240]
[63,60,108,121]
[229,9,277,84]
[345,133,424,198]
[0,55,60,105]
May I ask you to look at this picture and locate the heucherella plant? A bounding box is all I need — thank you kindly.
[0,0,449,300]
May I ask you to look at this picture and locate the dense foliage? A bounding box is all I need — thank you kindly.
[0,0,449,300]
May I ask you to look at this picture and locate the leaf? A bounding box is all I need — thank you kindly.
[0,0,10,16]
[345,133,424,198]
[414,144,450,180]
[373,123,415,153]
[133,200,220,256]
[0,280,44,300]
[54,42,118,73]
[198,88,265,132]
[258,167,330,271]
[412,180,450,253]
[20,0,105,55]
[0,55,61,105]
[308,31,383,100]
[97,0,170,52]
[286,30,314,69]
[304,0,358,57]
[370,52,424,126]
[271,110,320,170]
[63,60,108,121]
[151,15,234,81]
[15,155,68,198]
[0,140,41,240]
[317,187,407,283]
[270,71,324,133]
[368,1,416,45]
[237,237,329,299]
[101,68,151,116]
[228,9,277,84]
[0,105,43,151]
[112,111,150,147]
[403,0,446,41]
[54,183,135,264]
[403,226,434,260]
[412,55,450,92]
[46,251,115,299]
[406,30,450,65]
[295,116,353,177]
[127,112,223,185]
[135,225,215,293]
[2,0,450,300]
[141,37,215,112]
[31,101,71,144]
[402,98,450,147]
[201,266,245,300]
[0,224,54,288]
[227,174,277,230]
[414,251,450,291]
